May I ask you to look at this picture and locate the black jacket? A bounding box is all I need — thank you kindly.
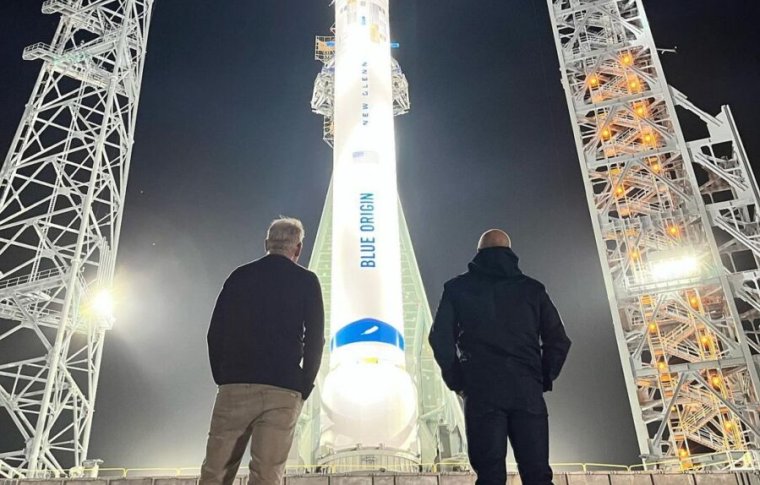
[207,254,325,399]
[429,247,571,408]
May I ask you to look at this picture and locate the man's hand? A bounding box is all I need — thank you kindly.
[430,285,465,394]
[301,272,325,400]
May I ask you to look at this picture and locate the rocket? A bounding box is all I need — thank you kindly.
[319,0,419,458]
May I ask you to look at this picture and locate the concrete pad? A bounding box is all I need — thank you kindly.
[693,473,737,484]
[371,476,395,485]
[330,476,373,485]
[735,473,760,485]
[540,474,566,485]
[566,474,610,485]
[97,473,128,480]
[66,480,108,485]
[438,474,474,485]
[152,480,196,485]
[154,479,198,485]
[650,475,694,485]
[507,473,566,484]
[286,477,329,485]
[394,475,438,485]
[108,479,152,485]
[609,474,654,485]
[15,471,759,485]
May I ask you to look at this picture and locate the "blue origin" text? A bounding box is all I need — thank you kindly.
[359,193,376,268]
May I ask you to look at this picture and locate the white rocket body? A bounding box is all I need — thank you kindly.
[319,0,419,455]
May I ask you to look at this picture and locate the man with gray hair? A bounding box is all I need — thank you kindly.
[200,217,324,485]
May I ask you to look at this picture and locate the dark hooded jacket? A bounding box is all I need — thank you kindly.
[429,247,571,409]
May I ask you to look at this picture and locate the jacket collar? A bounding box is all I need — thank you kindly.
[263,253,295,264]
[467,247,523,278]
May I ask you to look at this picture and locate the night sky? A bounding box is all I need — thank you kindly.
[1,0,759,470]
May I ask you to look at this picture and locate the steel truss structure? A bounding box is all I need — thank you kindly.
[312,32,410,148]
[286,30,467,472]
[0,0,153,478]
[547,0,760,470]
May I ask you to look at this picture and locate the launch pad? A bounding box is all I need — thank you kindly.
[1,0,760,478]
[3,471,760,485]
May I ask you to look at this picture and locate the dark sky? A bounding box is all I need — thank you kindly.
[1,0,759,470]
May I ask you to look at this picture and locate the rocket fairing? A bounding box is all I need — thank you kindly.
[319,0,419,456]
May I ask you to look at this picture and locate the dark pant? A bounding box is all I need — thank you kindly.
[464,397,552,485]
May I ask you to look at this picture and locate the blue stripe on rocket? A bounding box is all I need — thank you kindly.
[331,318,405,351]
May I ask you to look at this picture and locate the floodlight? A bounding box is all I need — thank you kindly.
[649,250,700,282]
[91,289,114,322]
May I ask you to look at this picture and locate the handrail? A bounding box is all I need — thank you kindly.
[89,462,634,477]
[0,267,60,290]
[628,451,741,471]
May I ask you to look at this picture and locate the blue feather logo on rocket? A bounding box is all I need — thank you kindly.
[331,318,405,351]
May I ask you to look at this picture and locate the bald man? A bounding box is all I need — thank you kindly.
[429,230,571,485]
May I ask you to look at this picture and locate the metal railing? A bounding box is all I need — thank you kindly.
[70,457,747,478]
[0,268,61,290]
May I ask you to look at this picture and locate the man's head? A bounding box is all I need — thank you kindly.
[477,229,511,251]
[265,217,305,262]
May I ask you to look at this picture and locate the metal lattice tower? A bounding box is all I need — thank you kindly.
[286,28,467,472]
[0,0,153,478]
[547,0,760,470]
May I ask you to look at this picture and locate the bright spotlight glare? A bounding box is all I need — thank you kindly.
[650,252,700,281]
[92,289,114,318]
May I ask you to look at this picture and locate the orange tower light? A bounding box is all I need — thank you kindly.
[649,157,661,174]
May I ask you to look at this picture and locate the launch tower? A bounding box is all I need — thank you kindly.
[547,0,760,470]
[0,0,153,478]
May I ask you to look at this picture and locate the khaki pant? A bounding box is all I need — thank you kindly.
[200,383,304,485]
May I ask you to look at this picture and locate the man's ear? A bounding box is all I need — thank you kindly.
[295,242,303,258]
[264,239,269,252]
